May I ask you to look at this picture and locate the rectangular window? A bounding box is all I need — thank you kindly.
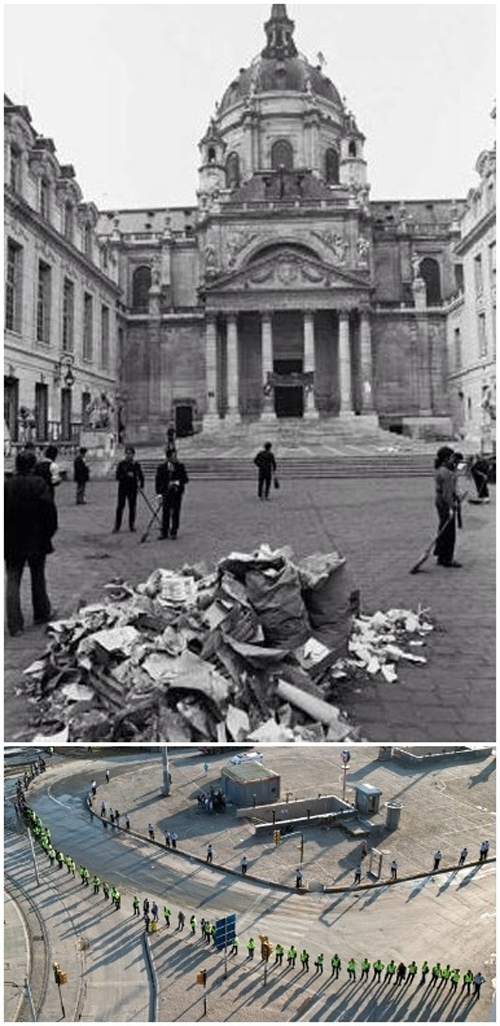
[36,260,51,343]
[101,304,110,368]
[64,203,74,242]
[489,241,496,285]
[478,312,487,357]
[62,278,75,352]
[5,239,23,332]
[40,179,50,220]
[474,253,483,295]
[454,327,461,371]
[83,292,93,361]
[10,146,20,191]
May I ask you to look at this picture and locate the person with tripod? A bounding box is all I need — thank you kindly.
[155,449,189,539]
[112,446,144,533]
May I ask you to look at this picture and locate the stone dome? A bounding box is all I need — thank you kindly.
[219,5,343,113]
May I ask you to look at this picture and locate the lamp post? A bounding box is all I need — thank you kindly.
[53,353,75,388]
[161,747,170,797]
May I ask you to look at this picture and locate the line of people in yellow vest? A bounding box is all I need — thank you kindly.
[25,807,486,1002]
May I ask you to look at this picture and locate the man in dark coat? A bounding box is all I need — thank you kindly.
[254,441,277,500]
[73,447,90,505]
[155,449,189,539]
[4,450,58,636]
[113,445,144,532]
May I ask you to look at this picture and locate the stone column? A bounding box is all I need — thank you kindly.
[261,312,276,421]
[146,284,163,442]
[303,311,319,419]
[203,314,220,430]
[338,311,353,416]
[359,311,375,414]
[226,313,241,423]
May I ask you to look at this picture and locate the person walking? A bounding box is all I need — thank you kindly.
[361,958,370,981]
[4,449,58,636]
[143,912,151,933]
[113,445,144,533]
[458,846,468,866]
[148,823,155,841]
[190,915,197,935]
[106,770,110,784]
[73,447,90,505]
[133,896,140,916]
[479,840,490,862]
[91,780,97,796]
[165,831,171,848]
[433,849,443,871]
[434,446,462,568]
[372,959,384,983]
[254,441,277,500]
[295,868,303,889]
[143,898,150,916]
[163,905,171,927]
[354,865,362,885]
[390,859,398,880]
[206,844,213,863]
[100,801,106,817]
[347,958,357,982]
[125,814,130,830]
[241,855,248,875]
[151,902,159,923]
[171,832,178,849]
[155,449,189,539]
[473,972,486,999]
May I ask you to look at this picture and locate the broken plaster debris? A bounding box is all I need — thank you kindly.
[20,544,434,744]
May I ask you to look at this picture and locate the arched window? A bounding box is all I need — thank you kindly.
[132,265,152,310]
[226,152,240,188]
[9,145,21,192]
[324,148,339,184]
[348,140,357,158]
[420,257,441,305]
[271,139,294,171]
[208,146,216,164]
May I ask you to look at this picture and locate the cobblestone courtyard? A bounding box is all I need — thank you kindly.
[4,474,495,742]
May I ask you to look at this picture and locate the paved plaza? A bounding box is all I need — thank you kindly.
[4,747,496,1022]
[4,474,495,742]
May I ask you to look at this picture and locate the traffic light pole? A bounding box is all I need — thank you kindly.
[56,981,65,1019]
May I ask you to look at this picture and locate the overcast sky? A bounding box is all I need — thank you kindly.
[4,3,496,209]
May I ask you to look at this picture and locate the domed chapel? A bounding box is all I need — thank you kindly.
[98,4,465,442]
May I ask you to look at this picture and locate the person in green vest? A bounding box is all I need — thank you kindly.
[420,960,429,985]
[231,936,239,956]
[385,959,396,983]
[462,969,473,996]
[300,949,310,972]
[450,968,460,993]
[430,963,442,987]
[190,915,197,935]
[163,906,171,927]
[92,875,100,894]
[372,959,384,983]
[133,896,140,916]
[247,937,256,960]
[82,867,90,886]
[41,835,49,851]
[275,943,284,966]
[314,953,324,975]
[47,846,55,866]
[79,864,86,884]
[331,953,341,979]
[440,964,451,986]
[347,958,357,981]
[102,882,110,900]
[288,946,297,968]
[56,850,64,869]
[406,961,418,983]
[64,854,71,873]
[361,957,370,981]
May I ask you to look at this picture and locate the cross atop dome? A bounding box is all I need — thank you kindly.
[262,4,297,59]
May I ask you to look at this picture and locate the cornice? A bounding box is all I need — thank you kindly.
[454,208,496,256]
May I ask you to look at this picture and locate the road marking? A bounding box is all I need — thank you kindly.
[47,785,75,810]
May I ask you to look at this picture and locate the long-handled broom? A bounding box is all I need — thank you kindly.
[409,491,468,574]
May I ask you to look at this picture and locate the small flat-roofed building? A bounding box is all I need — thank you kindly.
[221,761,280,807]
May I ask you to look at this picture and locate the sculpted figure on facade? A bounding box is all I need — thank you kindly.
[357,236,370,265]
[411,253,422,279]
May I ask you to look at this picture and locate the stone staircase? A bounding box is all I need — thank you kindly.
[139,453,433,479]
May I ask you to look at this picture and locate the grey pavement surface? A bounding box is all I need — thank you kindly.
[4,889,29,1022]
[5,748,495,1022]
[4,475,496,743]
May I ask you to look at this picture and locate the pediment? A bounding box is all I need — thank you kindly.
[203,248,369,293]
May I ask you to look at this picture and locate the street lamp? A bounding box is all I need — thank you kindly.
[53,353,75,388]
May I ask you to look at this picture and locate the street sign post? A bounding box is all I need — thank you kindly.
[215,914,236,979]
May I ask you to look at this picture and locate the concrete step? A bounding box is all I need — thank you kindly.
[138,455,433,479]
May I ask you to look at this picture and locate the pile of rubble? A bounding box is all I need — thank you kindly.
[21,545,434,744]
